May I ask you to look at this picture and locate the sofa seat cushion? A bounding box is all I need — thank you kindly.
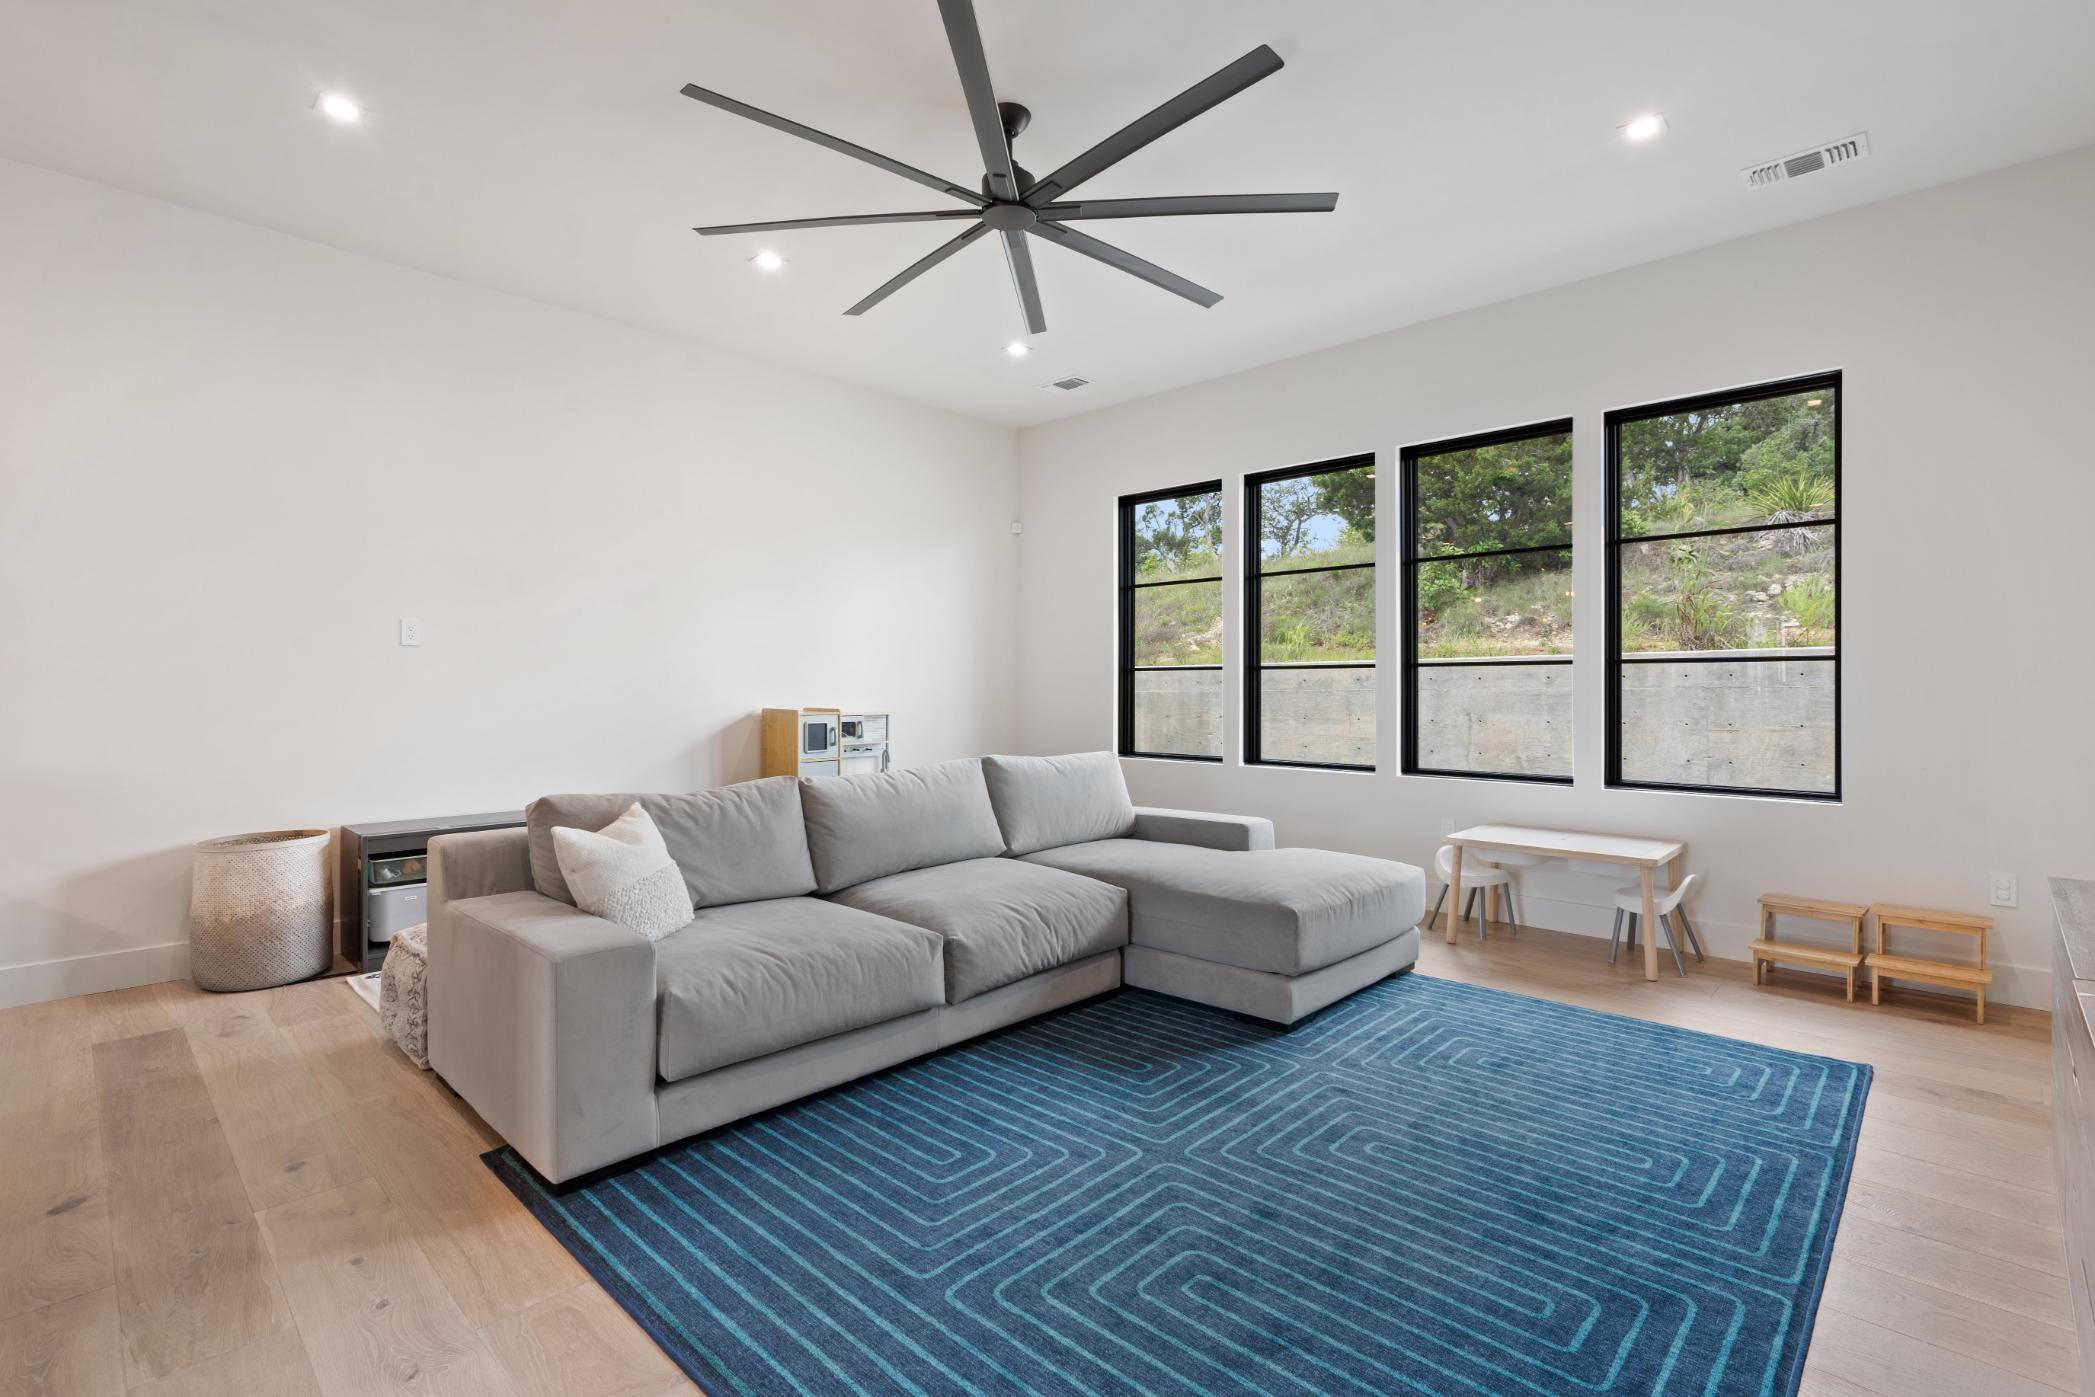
[829,858,1128,1004]
[1021,841,1424,977]
[655,898,944,1083]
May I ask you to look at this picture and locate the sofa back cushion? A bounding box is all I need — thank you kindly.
[527,777,817,910]
[797,758,1006,893]
[981,752,1137,856]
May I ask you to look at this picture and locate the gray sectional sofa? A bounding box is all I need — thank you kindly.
[426,752,1424,1183]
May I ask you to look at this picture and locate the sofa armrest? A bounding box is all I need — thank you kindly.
[1131,806,1276,852]
[427,889,658,1184]
[428,826,533,908]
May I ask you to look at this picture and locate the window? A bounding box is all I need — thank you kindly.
[1118,481,1224,760]
[1244,456,1376,769]
[1606,373,1839,799]
[1401,421,1574,782]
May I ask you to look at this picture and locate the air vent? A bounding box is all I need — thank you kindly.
[1042,376,1091,392]
[1743,132,1870,189]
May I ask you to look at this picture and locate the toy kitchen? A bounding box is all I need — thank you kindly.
[760,707,891,778]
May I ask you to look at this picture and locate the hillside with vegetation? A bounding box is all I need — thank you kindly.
[1129,491,1226,666]
[1131,466,1378,668]
[1129,385,1835,667]
[1615,387,1836,652]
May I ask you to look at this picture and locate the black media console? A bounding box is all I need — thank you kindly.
[335,810,525,973]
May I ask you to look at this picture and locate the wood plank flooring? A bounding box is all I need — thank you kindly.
[0,974,690,1397]
[0,924,2071,1395]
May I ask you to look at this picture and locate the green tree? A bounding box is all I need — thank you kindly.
[1135,492,1222,578]
[1619,388,1834,530]
[1259,478,1323,559]
[1414,433,1572,560]
[1313,465,1375,544]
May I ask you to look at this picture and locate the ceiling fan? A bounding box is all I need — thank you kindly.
[679,0,1339,335]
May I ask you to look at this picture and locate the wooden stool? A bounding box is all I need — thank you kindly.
[1867,904,1994,1024]
[1752,894,1867,1001]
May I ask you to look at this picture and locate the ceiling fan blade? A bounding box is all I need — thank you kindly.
[1036,192,1338,220]
[1000,229,1047,335]
[936,0,1020,201]
[695,210,981,235]
[680,83,987,206]
[846,222,992,316]
[1031,222,1221,308]
[1024,45,1285,206]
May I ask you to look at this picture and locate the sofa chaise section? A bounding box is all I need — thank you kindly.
[983,754,1424,1025]
[1023,839,1424,1026]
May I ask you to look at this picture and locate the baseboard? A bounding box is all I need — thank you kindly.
[0,941,190,1010]
[1471,890,2051,1011]
[4,899,2049,1015]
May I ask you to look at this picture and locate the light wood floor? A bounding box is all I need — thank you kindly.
[0,925,2073,1396]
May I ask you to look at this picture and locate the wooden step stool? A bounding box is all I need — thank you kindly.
[1867,903,1994,1024]
[1752,894,1868,1001]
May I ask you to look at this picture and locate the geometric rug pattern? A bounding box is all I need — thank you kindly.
[486,974,1869,1396]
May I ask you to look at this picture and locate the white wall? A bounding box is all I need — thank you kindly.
[1015,145,2095,1008]
[0,157,1019,1006]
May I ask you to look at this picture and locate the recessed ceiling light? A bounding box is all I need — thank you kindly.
[749,250,785,271]
[1622,112,1667,142]
[1005,342,1031,358]
[317,92,363,124]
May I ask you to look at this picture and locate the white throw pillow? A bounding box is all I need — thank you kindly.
[551,803,693,941]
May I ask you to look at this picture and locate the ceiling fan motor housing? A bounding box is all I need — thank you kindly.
[981,201,1038,231]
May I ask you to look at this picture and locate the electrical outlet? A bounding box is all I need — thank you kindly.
[398,617,422,647]
[1989,871,2018,908]
[1439,817,1455,837]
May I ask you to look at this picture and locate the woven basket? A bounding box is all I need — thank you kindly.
[188,829,333,992]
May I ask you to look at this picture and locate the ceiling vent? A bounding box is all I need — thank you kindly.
[1042,375,1091,392]
[1742,132,1870,189]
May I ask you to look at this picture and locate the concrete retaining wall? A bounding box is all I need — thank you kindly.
[1620,657,1835,792]
[1416,664,1571,776]
[1131,670,1222,757]
[1136,655,1834,791]
[1258,669,1375,767]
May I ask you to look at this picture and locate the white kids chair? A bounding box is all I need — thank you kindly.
[1430,845,1520,941]
[1608,873,1707,977]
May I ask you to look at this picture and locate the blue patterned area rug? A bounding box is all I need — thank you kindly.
[485,974,1869,1397]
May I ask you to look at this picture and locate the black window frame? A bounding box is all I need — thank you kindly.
[1117,480,1226,762]
[1400,418,1576,785]
[1243,454,1378,771]
[1604,370,1842,801]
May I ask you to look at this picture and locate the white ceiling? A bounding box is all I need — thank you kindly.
[4,0,2093,426]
